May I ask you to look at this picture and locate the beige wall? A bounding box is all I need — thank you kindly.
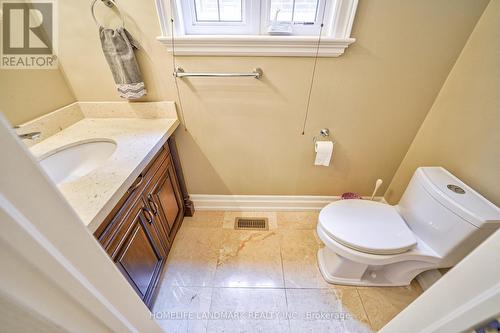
[57,0,489,196]
[0,69,75,126]
[385,0,500,207]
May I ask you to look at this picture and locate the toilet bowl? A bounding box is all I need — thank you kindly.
[317,167,500,287]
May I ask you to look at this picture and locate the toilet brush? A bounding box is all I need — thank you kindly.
[370,179,383,201]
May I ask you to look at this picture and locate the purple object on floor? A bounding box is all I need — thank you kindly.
[341,192,362,200]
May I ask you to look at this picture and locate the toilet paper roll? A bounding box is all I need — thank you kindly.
[314,141,334,166]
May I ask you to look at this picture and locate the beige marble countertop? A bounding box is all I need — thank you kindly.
[25,102,179,233]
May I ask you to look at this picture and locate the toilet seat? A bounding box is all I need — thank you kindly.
[319,200,417,255]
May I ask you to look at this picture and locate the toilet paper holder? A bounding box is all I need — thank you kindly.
[313,128,334,144]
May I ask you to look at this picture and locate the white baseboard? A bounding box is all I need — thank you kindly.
[190,194,386,211]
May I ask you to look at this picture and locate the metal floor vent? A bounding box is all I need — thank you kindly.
[234,217,269,230]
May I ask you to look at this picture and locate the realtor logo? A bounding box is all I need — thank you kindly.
[1,0,58,69]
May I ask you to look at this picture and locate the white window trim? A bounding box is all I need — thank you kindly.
[155,0,358,57]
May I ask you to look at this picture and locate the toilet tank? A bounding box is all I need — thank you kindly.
[397,167,500,266]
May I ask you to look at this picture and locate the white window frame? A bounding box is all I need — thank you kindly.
[155,0,359,57]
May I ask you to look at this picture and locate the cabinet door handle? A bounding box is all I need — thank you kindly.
[143,207,153,224]
[128,174,144,193]
[147,194,159,215]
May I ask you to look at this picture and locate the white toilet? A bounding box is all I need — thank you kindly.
[317,167,500,287]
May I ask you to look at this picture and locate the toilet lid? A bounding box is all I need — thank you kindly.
[319,199,417,255]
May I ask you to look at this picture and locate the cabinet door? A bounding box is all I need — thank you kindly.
[145,156,184,242]
[114,199,165,306]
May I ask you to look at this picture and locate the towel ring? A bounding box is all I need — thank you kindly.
[91,0,125,28]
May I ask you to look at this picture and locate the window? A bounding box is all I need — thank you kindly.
[180,0,326,35]
[194,0,242,21]
[156,0,359,57]
[265,0,325,35]
[182,0,258,34]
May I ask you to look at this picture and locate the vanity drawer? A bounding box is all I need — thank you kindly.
[95,143,170,245]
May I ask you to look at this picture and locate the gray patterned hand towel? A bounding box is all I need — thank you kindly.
[99,27,146,99]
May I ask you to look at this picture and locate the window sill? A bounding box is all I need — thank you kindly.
[156,35,356,57]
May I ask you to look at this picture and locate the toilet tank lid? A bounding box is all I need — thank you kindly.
[416,167,500,228]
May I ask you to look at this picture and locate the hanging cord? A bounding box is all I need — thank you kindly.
[300,1,328,135]
[169,1,187,131]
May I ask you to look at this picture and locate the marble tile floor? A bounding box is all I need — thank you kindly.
[152,211,423,333]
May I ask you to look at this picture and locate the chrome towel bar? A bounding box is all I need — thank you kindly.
[174,66,263,79]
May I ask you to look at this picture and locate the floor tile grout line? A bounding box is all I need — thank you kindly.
[204,216,225,333]
[355,287,374,331]
[279,233,287,289]
[279,236,292,332]
[205,286,216,333]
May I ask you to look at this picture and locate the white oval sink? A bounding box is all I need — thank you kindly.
[40,139,117,185]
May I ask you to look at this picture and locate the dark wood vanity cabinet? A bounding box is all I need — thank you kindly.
[94,137,193,308]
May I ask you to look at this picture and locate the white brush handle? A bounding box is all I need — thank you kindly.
[370,179,383,201]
